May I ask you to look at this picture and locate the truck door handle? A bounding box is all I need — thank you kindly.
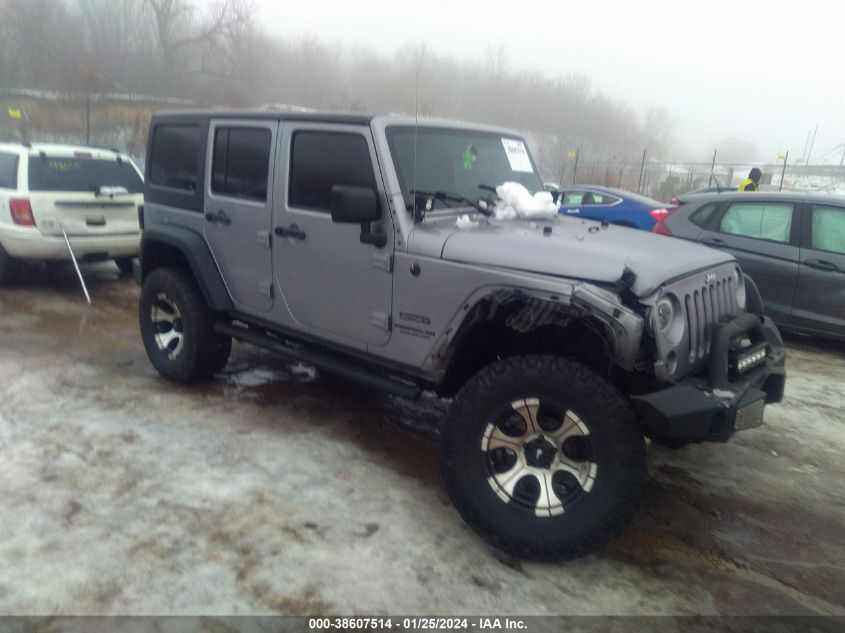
[205,210,231,225]
[702,236,725,246]
[274,224,306,240]
[805,259,839,272]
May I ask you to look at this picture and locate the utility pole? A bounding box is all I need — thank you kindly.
[571,148,579,185]
[779,150,789,191]
[85,95,91,145]
[806,123,819,164]
[708,149,717,187]
[636,148,647,194]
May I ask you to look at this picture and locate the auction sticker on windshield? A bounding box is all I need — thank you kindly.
[502,138,533,173]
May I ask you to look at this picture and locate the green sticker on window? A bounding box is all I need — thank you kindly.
[462,144,477,170]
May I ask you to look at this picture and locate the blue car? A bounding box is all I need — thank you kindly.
[555,185,670,231]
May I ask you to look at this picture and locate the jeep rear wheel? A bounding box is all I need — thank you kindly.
[440,355,647,561]
[139,266,231,383]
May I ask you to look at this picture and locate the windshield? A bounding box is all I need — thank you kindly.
[28,156,143,193]
[386,126,544,211]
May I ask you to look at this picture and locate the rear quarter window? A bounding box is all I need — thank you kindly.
[0,152,18,189]
[149,124,202,191]
[28,157,142,193]
[689,203,717,227]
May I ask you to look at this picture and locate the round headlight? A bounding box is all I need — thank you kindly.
[656,297,674,333]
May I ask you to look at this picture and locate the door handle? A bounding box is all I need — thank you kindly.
[274,223,306,240]
[702,236,726,246]
[205,210,231,225]
[805,259,839,272]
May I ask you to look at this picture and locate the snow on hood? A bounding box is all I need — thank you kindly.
[493,182,558,220]
[455,182,557,229]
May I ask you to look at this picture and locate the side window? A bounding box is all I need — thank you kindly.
[689,203,717,228]
[149,124,201,191]
[810,205,845,255]
[289,131,376,212]
[211,127,271,201]
[0,152,18,189]
[719,202,793,243]
[595,194,619,205]
[562,191,584,205]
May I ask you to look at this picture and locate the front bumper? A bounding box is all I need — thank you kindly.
[631,314,786,443]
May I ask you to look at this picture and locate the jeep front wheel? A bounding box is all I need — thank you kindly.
[440,355,647,561]
[139,266,231,383]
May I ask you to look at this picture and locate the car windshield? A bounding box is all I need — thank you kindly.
[28,156,143,193]
[386,126,544,212]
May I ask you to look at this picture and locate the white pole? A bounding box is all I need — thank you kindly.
[61,225,91,304]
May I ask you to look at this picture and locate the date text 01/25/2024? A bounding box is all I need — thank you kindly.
[308,618,528,630]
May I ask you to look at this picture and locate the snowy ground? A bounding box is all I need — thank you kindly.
[0,264,843,617]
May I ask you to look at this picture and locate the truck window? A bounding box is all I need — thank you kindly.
[149,123,201,191]
[212,127,271,201]
[289,131,376,212]
[0,152,18,189]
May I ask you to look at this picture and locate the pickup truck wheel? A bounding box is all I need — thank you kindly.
[440,355,647,561]
[0,244,19,286]
[139,266,231,383]
[114,257,134,276]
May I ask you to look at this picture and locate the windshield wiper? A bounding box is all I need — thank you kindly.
[412,189,492,216]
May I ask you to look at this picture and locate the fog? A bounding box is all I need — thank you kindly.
[256,0,845,163]
[1,0,843,174]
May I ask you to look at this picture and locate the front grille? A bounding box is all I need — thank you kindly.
[651,261,743,382]
[684,274,739,363]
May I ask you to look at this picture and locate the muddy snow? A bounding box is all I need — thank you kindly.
[0,263,843,616]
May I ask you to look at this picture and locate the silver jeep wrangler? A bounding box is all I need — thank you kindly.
[137,111,786,560]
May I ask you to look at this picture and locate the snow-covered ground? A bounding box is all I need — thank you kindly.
[0,264,843,617]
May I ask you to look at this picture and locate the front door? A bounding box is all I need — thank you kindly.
[700,199,800,325]
[204,120,277,315]
[273,124,394,347]
[793,202,845,337]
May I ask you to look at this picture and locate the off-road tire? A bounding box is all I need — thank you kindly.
[440,355,647,561]
[0,243,19,286]
[139,266,231,383]
[114,257,134,276]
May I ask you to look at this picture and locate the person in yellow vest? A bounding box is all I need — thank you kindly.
[738,167,762,191]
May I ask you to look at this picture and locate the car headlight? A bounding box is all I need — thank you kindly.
[657,297,674,332]
[654,293,684,345]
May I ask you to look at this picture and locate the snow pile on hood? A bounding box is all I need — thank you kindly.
[494,182,558,220]
[456,214,480,229]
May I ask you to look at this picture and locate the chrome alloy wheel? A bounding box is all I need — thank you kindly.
[483,398,597,517]
[150,293,185,360]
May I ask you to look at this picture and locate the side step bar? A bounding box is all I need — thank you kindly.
[215,322,421,399]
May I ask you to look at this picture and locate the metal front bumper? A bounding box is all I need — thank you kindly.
[631,314,786,443]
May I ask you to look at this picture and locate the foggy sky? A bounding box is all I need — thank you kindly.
[251,0,845,163]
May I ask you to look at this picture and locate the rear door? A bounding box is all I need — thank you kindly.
[698,199,800,324]
[204,120,277,314]
[793,202,845,337]
[25,153,142,237]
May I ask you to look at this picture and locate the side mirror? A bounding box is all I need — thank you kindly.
[331,186,380,223]
[330,185,387,248]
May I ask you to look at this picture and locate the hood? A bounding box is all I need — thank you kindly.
[438,216,735,297]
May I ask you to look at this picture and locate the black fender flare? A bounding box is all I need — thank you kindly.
[140,225,233,312]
